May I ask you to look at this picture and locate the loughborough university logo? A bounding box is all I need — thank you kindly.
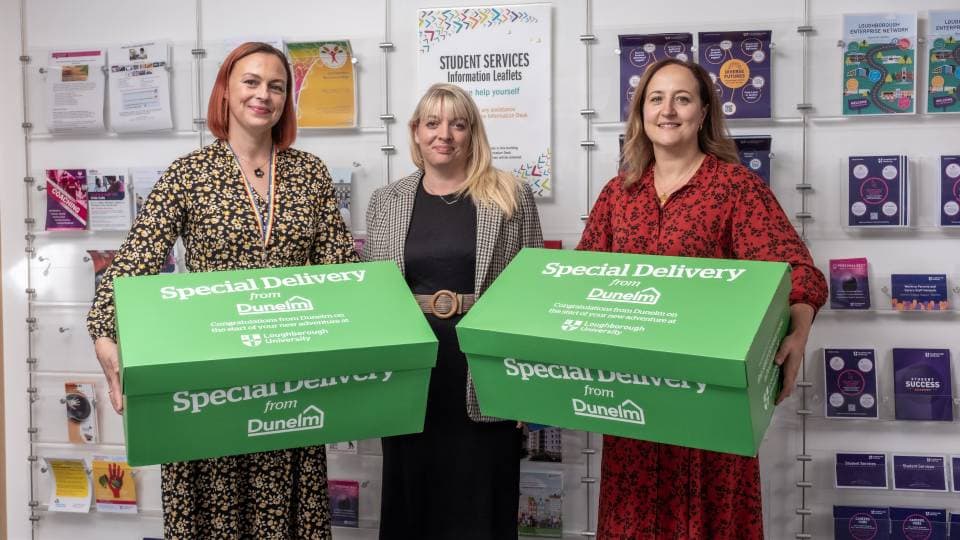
[241,334,262,347]
[561,320,583,332]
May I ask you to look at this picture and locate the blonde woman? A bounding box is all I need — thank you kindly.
[363,83,542,539]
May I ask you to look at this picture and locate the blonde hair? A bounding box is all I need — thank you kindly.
[621,59,740,186]
[409,83,521,218]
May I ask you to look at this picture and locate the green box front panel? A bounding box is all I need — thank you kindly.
[468,355,760,455]
[124,368,430,466]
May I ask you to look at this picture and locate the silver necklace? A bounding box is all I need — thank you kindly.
[423,178,462,205]
[438,193,461,205]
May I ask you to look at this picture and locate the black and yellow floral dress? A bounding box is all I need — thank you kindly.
[87,139,357,539]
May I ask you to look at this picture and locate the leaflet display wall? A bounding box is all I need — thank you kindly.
[2,0,959,539]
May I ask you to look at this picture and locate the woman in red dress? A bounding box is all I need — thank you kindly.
[577,58,827,539]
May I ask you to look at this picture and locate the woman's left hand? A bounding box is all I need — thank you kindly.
[774,303,816,405]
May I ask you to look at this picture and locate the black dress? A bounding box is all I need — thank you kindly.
[379,181,521,539]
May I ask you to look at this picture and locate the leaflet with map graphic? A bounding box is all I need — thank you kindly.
[835,452,887,488]
[848,155,909,227]
[941,155,960,226]
[893,348,953,421]
[829,258,871,309]
[518,470,563,538]
[698,30,771,118]
[893,454,948,492]
[843,13,917,115]
[824,348,878,419]
[733,136,771,185]
[927,11,960,114]
[618,33,693,121]
[45,169,88,230]
[87,168,131,231]
[328,479,359,527]
[834,506,890,540]
[891,274,949,311]
[890,507,946,540]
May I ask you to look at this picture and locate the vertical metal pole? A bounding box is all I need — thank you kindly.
[195,0,205,148]
[17,0,40,536]
[579,0,596,222]
[794,5,815,538]
[580,1,598,538]
[380,0,395,186]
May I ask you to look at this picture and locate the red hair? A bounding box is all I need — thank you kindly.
[207,42,297,150]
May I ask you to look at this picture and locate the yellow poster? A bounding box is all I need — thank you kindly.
[92,455,138,513]
[46,457,91,513]
[286,41,357,128]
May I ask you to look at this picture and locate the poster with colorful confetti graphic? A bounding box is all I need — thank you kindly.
[698,30,772,118]
[417,4,553,197]
[286,41,357,128]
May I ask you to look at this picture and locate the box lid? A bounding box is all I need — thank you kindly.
[457,249,791,389]
[115,261,437,397]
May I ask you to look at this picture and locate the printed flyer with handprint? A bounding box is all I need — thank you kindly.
[92,456,137,513]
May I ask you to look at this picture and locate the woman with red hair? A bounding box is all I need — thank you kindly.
[87,42,355,539]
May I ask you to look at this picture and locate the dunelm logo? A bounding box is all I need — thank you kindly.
[248,404,325,437]
[561,320,583,332]
[237,295,314,316]
[587,287,661,305]
[241,334,262,347]
[572,398,646,425]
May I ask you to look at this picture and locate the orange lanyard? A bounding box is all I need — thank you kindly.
[232,145,277,248]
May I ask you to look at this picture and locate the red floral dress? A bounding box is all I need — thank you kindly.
[577,154,827,540]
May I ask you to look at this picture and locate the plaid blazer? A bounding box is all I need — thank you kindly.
[362,169,543,422]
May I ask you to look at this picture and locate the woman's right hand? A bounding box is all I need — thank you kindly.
[94,337,123,413]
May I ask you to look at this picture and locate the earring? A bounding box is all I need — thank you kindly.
[698,123,704,132]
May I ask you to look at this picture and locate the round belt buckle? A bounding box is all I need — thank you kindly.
[429,290,459,319]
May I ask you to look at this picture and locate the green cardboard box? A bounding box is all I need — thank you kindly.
[456,249,791,457]
[114,261,437,466]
